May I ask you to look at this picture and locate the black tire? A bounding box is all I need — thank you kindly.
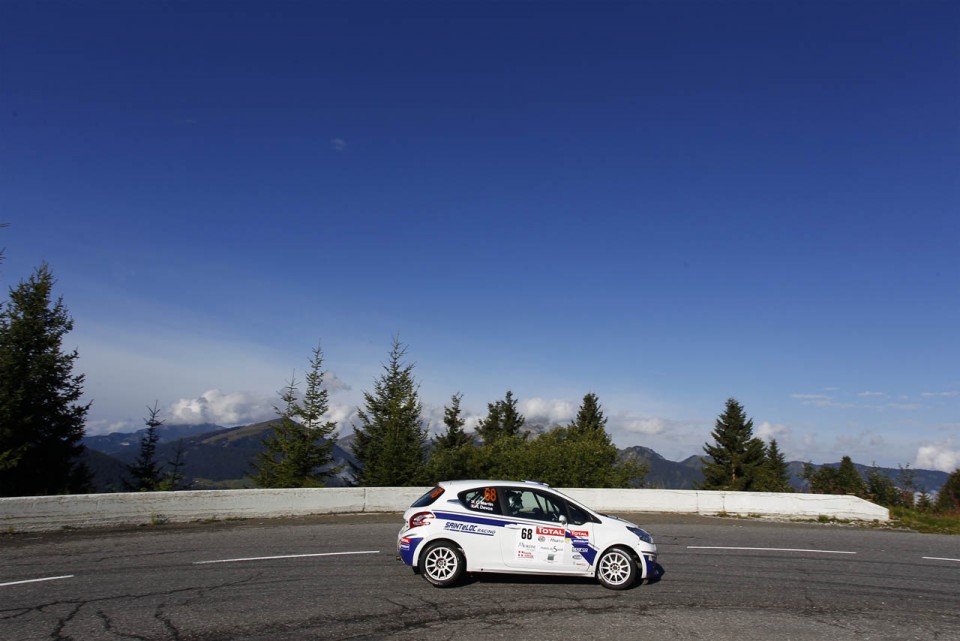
[420,542,465,588]
[596,547,638,590]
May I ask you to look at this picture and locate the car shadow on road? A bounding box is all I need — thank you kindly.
[461,564,665,590]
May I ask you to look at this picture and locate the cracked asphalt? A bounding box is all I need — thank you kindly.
[2,513,958,640]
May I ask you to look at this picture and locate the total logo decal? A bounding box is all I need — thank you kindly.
[444,522,496,536]
[536,526,565,537]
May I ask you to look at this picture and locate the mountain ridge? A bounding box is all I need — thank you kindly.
[82,422,952,493]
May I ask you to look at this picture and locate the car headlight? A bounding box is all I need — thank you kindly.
[627,526,653,544]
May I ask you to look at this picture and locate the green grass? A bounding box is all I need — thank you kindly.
[888,507,960,535]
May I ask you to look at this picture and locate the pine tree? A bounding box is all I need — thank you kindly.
[434,392,471,449]
[351,336,427,486]
[125,403,164,491]
[476,390,525,443]
[866,466,902,507]
[754,439,792,492]
[0,264,90,496]
[803,456,865,496]
[425,392,475,482]
[521,392,647,488]
[935,469,960,513]
[700,398,766,491]
[159,439,187,491]
[569,392,607,437]
[252,343,340,488]
[835,456,866,496]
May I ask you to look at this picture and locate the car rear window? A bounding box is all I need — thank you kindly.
[410,486,445,508]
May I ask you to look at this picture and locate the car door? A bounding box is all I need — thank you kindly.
[447,486,509,571]
[562,499,598,571]
[499,488,580,572]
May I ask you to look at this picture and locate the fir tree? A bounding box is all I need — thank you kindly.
[434,392,471,449]
[700,398,766,491]
[476,390,525,443]
[568,392,607,437]
[125,403,164,491]
[803,456,866,496]
[159,439,187,491]
[935,469,960,513]
[866,466,902,507]
[754,439,792,492]
[522,392,647,487]
[351,336,427,486]
[425,392,475,482]
[0,264,90,496]
[252,343,340,487]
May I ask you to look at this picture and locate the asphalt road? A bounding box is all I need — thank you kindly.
[2,513,958,641]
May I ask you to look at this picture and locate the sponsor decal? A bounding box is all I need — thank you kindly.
[516,550,534,559]
[571,530,589,538]
[444,522,495,536]
[537,526,564,537]
[572,554,584,561]
[537,535,546,542]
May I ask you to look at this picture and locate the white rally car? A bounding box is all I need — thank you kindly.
[397,480,659,589]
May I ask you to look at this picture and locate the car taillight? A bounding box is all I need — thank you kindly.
[409,511,434,528]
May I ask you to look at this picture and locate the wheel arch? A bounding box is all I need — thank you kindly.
[413,537,464,571]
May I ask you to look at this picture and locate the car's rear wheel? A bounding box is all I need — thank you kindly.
[420,542,465,588]
[596,547,637,590]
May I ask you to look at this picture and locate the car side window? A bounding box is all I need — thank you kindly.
[504,488,565,523]
[458,487,503,515]
[565,501,590,526]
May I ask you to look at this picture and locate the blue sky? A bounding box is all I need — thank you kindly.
[2,1,958,470]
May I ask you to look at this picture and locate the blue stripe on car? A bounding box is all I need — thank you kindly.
[431,511,599,566]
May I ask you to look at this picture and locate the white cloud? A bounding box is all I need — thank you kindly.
[791,393,853,409]
[914,441,960,473]
[519,397,576,425]
[858,391,885,397]
[756,421,790,442]
[921,390,960,398]
[331,138,346,151]
[622,417,666,435]
[167,390,275,426]
[322,371,351,393]
[887,403,923,411]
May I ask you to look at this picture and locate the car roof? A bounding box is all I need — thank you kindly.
[436,479,551,491]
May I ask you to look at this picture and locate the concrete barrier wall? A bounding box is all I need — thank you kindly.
[0,487,888,533]
[558,488,889,521]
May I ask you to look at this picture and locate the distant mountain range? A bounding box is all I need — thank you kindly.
[81,421,951,494]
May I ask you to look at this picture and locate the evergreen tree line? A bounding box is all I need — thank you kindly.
[1,248,956,504]
[803,456,960,515]
[701,397,960,514]
[253,337,648,489]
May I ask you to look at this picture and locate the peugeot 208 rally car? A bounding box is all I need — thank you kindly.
[397,480,658,589]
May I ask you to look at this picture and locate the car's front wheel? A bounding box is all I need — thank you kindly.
[596,547,638,590]
[420,542,465,588]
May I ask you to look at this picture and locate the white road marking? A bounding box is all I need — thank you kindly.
[922,556,960,563]
[194,550,380,565]
[687,546,856,555]
[0,574,74,588]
